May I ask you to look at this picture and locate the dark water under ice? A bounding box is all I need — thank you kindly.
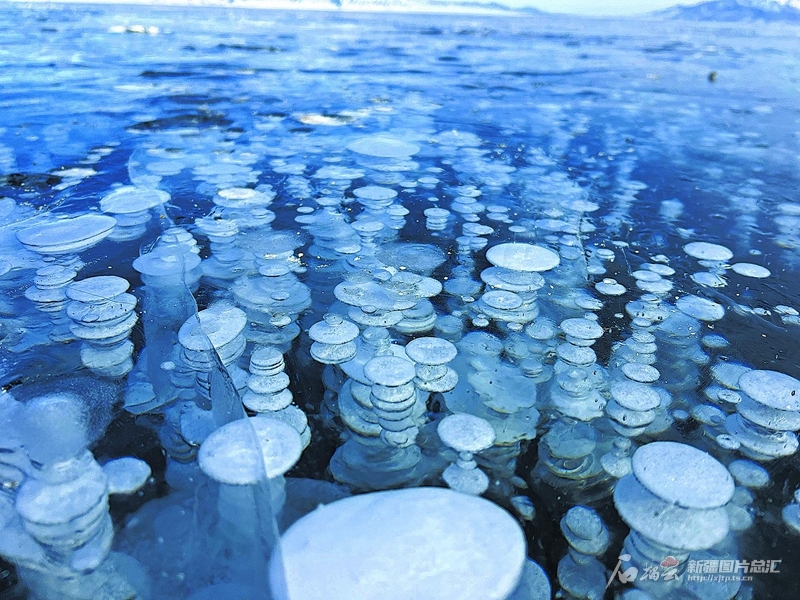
[1,2,800,598]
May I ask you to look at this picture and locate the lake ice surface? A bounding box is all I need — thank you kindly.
[1,2,800,599]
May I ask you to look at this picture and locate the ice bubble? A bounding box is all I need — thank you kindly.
[271,488,526,600]
[377,243,446,274]
[643,263,675,276]
[100,186,168,214]
[347,135,420,158]
[738,370,800,413]
[103,457,152,494]
[701,334,730,349]
[615,442,733,552]
[728,459,770,489]
[21,393,88,465]
[16,214,117,256]
[632,441,734,510]
[485,243,560,272]
[438,413,495,455]
[690,271,727,288]
[676,295,725,322]
[683,242,733,262]
[730,263,771,278]
[353,185,398,202]
[198,416,302,485]
[595,278,626,296]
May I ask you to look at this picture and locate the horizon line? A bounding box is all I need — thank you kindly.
[6,0,698,18]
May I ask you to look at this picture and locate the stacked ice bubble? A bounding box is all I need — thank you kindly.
[178,303,249,405]
[614,442,738,599]
[724,369,800,460]
[99,186,167,241]
[232,246,311,348]
[438,413,495,495]
[474,243,556,332]
[0,394,149,600]
[16,215,117,343]
[405,336,458,395]
[195,215,248,287]
[557,506,610,600]
[66,276,138,378]
[212,186,275,231]
[243,346,311,449]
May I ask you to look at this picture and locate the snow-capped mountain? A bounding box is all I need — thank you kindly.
[655,0,800,21]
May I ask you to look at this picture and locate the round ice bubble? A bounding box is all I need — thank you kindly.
[683,241,733,262]
[352,186,398,202]
[676,295,725,322]
[198,416,302,485]
[731,263,770,278]
[485,243,560,272]
[632,441,734,510]
[728,459,770,489]
[595,278,626,296]
[738,370,800,412]
[16,214,117,255]
[438,413,496,455]
[271,487,526,600]
[103,457,152,494]
[691,271,727,288]
[347,135,420,158]
[405,336,458,366]
[21,394,88,465]
[100,186,168,214]
[376,243,446,274]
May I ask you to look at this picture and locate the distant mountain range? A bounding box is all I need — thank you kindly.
[332,0,800,19]
[655,0,800,21]
[16,0,800,20]
[218,0,800,19]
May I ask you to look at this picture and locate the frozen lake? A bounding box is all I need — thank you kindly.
[1,2,799,599]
